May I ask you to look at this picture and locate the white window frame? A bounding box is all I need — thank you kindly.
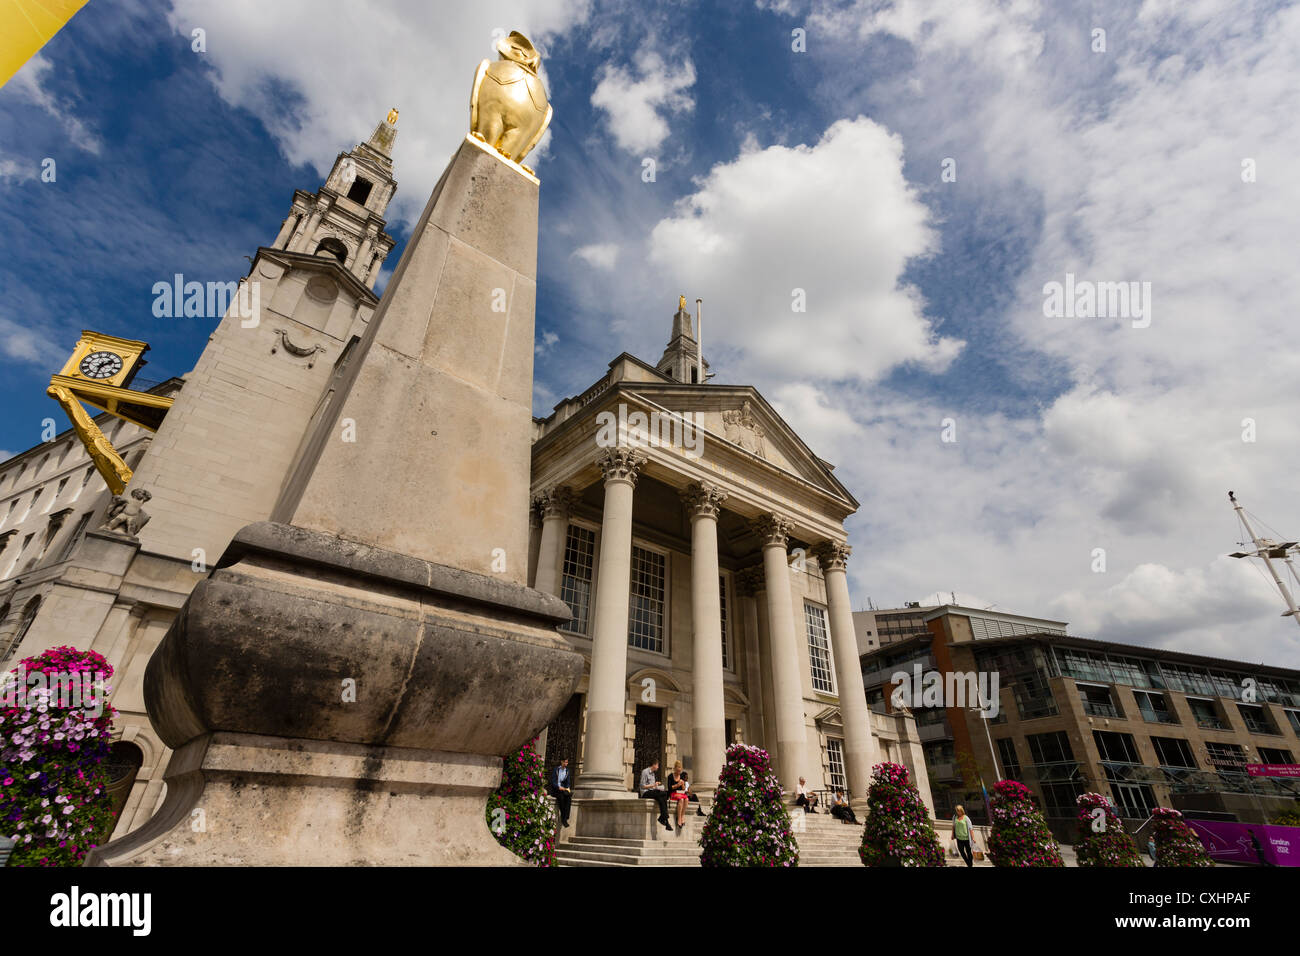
[826,737,846,792]
[804,601,835,694]
[558,519,597,637]
[627,538,670,656]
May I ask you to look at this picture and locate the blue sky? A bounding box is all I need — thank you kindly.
[3,0,1299,665]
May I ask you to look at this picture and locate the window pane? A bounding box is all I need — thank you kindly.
[826,738,846,791]
[628,546,666,653]
[804,603,834,693]
[558,525,595,635]
[996,738,1022,779]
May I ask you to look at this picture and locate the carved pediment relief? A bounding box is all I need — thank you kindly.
[720,401,767,460]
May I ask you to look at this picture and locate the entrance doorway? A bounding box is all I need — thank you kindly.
[1112,782,1157,819]
[633,704,664,788]
[543,693,582,776]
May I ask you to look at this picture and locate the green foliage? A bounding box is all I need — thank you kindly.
[485,736,556,866]
[1151,807,1213,867]
[1073,792,1144,867]
[1,646,118,867]
[1271,805,1300,828]
[699,744,798,867]
[986,779,1064,867]
[859,761,945,867]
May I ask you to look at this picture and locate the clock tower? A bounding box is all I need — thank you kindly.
[269,110,399,288]
[46,331,175,493]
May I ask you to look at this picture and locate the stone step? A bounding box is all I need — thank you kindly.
[555,850,700,867]
[556,859,638,868]
[556,855,699,867]
[561,842,701,856]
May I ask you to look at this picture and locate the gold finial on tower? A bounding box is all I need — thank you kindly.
[387,107,399,125]
[679,294,687,311]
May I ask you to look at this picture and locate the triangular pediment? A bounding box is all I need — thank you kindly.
[254,246,379,306]
[615,381,858,509]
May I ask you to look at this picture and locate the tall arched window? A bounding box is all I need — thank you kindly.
[103,741,146,833]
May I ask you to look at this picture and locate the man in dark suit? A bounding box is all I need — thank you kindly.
[549,757,573,828]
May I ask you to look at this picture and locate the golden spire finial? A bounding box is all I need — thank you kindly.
[679,294,687,311]
[387,107,399,125]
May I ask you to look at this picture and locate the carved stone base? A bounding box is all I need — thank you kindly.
[87,521,582,867]
[88,733,523,866]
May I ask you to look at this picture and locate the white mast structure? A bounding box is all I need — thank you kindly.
[695,298,705,385]
[1227,491,1300,632]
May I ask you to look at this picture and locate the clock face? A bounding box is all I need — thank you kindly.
[79,350,124,380]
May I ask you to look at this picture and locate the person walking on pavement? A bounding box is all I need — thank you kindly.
[953,805,976,867]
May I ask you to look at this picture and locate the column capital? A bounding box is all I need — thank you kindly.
[735,565,766,596]
[750,513,793,548]
[811,540,852,572]
[596,448,646,487]
[533,485,577,520]
[680,481,728,519]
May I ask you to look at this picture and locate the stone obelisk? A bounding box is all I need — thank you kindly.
[89,33,580,866]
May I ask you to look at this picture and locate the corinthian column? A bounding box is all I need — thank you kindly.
[575,449,645,796]
[752,514,807,794]
[813,540,877,810]
[682,481,728,792]
[532,486,575,596]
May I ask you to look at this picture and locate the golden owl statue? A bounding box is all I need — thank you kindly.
[470,31,552,174]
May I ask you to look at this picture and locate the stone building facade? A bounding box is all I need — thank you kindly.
[528,300,931,807]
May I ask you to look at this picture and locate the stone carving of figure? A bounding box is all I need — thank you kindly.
[102,488,152,536]
[722,401,767,459]
[469,30,552,174]
[337,157,357,192]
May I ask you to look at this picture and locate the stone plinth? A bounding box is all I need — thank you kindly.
[88,522,581,866]
[574,797,711,843]
[89,733,517,866]
[576,799,672,842]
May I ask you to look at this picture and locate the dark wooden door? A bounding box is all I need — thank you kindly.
[633,705,664,789]
[543,693,582,781]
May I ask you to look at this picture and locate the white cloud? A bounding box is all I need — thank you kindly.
[0,315,65,366]
[573,242,619,270]
[769,381,863,454]
[649,116,962,386]
[1051,556,1295,660]
[779,0,1300,666]
[0,156,36,184]
[8,54,102,154]
[535,330,560,355]
[590,48,695,154]
[166,0,589,224]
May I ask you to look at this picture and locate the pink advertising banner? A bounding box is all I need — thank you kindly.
[1186,820,1299,867]
[1246,763,1300,778]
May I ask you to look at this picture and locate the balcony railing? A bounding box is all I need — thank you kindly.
[1082,701,1121,718]
[918,722,950,741]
